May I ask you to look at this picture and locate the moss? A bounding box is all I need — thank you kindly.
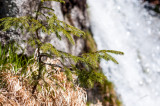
[116,99,122,106]
[84,30,97,52]
[85,29,122,106]
[86,101,91,106]
[101,79,122,106]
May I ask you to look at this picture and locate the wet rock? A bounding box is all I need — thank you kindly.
[145,0,160,5]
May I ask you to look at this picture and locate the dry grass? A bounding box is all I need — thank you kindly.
[0,58,87,106]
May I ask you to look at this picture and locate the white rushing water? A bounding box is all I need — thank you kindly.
[87,0,160,106]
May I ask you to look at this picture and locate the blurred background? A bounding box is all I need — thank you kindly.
[87,0,160,106]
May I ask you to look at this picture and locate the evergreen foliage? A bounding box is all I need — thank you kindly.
[0,0,123,93]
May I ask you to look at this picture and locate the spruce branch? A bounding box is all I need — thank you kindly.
[0,0,124,92]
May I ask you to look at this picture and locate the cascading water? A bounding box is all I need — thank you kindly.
[87,0,160,106]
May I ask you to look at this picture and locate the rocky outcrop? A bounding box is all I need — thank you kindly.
[0,0,121,106]
[0,0,88,56]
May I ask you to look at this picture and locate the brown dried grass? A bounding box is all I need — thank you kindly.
[0,58,87,106]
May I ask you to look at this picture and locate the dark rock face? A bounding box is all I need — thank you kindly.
[0,0,19,18]
[0,0,20,45]
[0,0,89,56]
[145,0,160,5]
[61,0,86,15]
[61,0,89,30]
[144,0,160,16]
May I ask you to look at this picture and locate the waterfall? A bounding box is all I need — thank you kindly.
[87,0,160,106]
